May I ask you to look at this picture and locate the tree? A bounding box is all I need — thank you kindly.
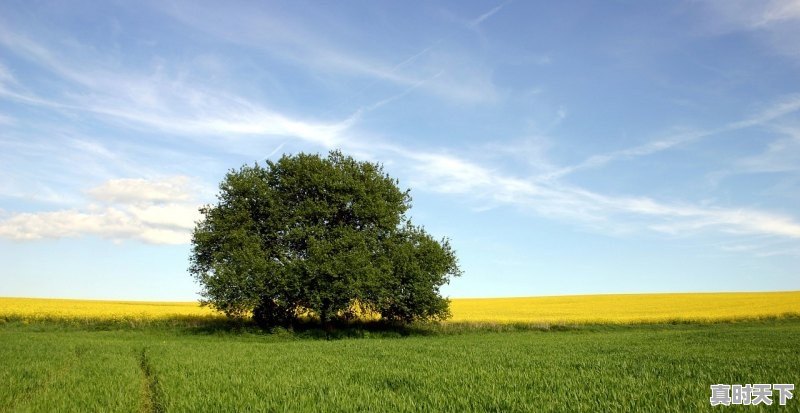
[190,151,461,327]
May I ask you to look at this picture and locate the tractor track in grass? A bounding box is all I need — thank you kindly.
[139,348,164,413]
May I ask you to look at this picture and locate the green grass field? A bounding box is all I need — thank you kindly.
[2,319,799,412]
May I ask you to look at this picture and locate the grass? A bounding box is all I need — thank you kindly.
[0,328,143,412]
[1,320,799,412]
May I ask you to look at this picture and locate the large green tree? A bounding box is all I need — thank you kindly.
[190,151,461,327]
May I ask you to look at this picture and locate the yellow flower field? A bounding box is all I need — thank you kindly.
[449,291,800,324]
[0,297,220,323]
[1,291,798,324]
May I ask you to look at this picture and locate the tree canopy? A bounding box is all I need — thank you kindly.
[190,151,461,327]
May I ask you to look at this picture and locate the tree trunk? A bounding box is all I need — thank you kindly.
[320,306,334,334]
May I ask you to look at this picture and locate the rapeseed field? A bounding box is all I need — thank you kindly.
[448,291,800,324]
[2,291,798,324]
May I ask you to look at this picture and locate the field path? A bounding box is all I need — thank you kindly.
[139,348,165,413]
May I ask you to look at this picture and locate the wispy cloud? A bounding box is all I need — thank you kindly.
[469,0,512,27]
[753,0,800,26]
[700,0,800,29]
[0,60,16,84]
[714,237,800,257]
[0,112,13,125]
[0,4,507,157]
[542,94,800,180]
[708,124,800,184]
[737,125,800,173]
[154,0,502,105]
[0,28,356,149]
[698,0,800,57]
[385,146,800,240]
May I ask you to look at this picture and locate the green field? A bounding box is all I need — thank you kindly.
[2,319,799,412]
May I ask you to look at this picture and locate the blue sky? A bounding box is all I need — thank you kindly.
[1,1,799,300]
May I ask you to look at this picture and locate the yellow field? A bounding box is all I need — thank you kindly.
[1,291,798,324]
[0,297,219,323]
[449,291,800,324]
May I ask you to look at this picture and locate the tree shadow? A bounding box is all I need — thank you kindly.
[182,318,438,340]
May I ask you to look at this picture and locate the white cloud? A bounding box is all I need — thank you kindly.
[86,176,192,204]
[127,203,199,231]
[0,208,137,240]
[0,177,203,244]
[405,151,496,194]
